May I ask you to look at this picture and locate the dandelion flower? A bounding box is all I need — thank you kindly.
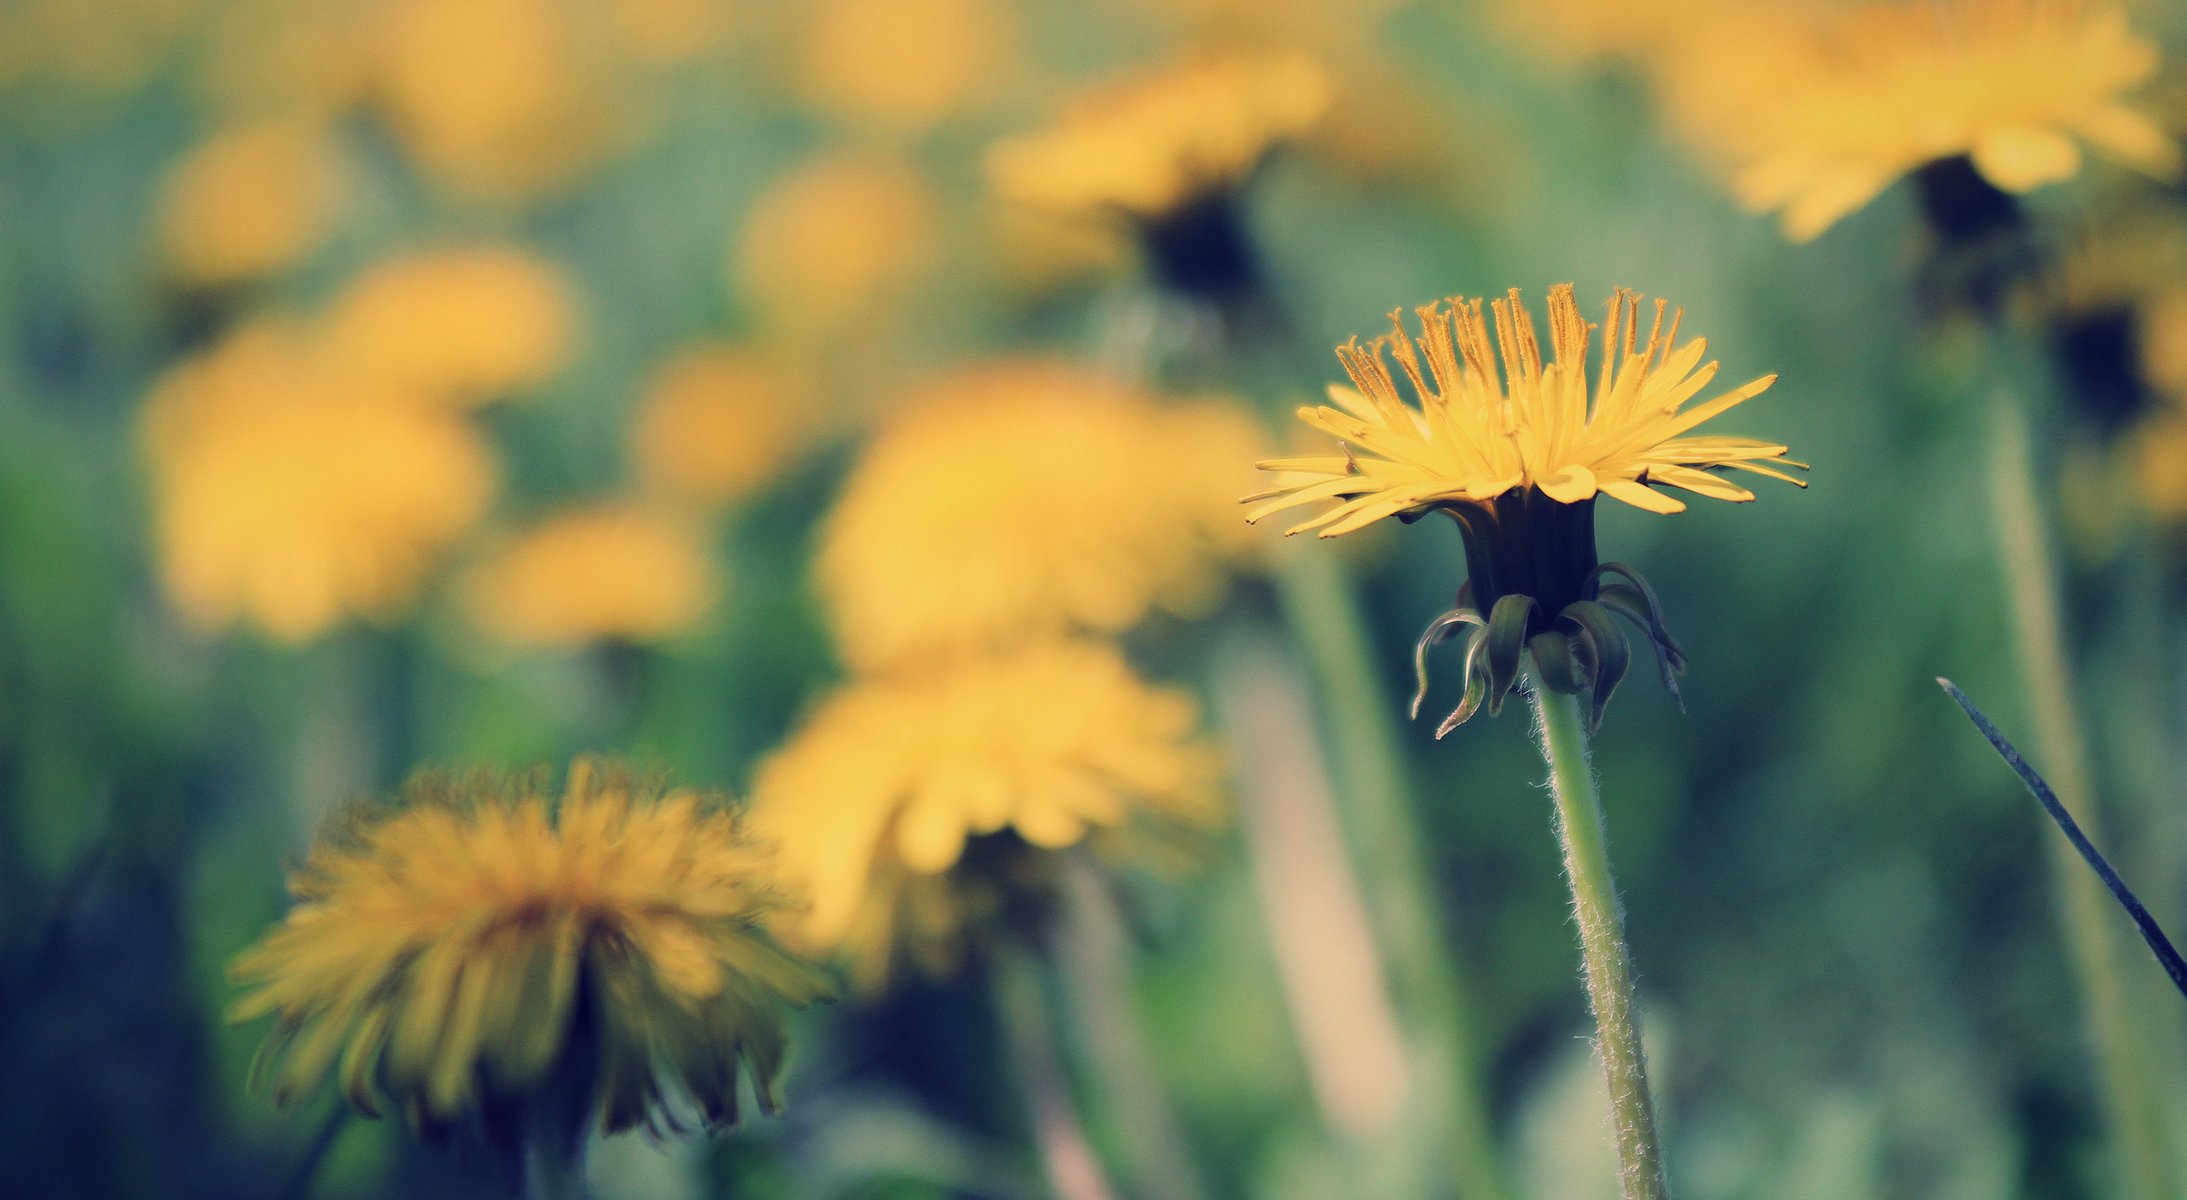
[734,153,937,336]
[156,120,343,287]
[1711,0,2179,242]
[142,323,495,642]
[1248,285,1804,728]
[630,346,814,507]
[749,641,1222,988]
[231,759,831,1136]
[317,247,577,405]
[799,0,1012,134]
[465,506,718,648]
[818,361,1260,670]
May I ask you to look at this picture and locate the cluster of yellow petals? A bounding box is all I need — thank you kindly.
[142,323,496,642]
[156,119,345,287]
[987,50,1332,220]
[464,506,718,648]
[231,760,829,1131]
[818,361,1263,670]
[749,641,1223,988]
[317,247,576,405]
[1679,0,2179,242]
[1249,285,1804,536]
[630,345,815,507]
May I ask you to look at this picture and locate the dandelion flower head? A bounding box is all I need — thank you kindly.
[630,345,815,507]
[464,505,718,648]
[142,323,495,642]
[799,0,1013,134]
[734,153,937,336]
[317,247,577,405]
[818,360,1262,671]
[232,759,830,1134]
[156,119,343,287]
[749,641,1223,988]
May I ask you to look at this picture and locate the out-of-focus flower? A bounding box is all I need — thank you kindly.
[317,248,577,405]
[987,50,1331,223]
[142,323,496,642]
[734,154,937,336]
[2144,289,2187,399]
[156,121,344,288]
[2132,410,2187,519]
[799,0,1012,134]
[369,0,627,202]
[0,0,195,100]
[232,759,831,1135]
[1250,285,1804,729]
[749,640,1223,989]
[818,361,1261,670]
[1696,1,2179,242]
[630,346,814,507]
[192,0,375,121]
[981,204,1133,295]
[609,0,737,64]
[464,506,718,648]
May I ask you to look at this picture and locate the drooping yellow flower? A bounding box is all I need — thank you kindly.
[317,248,577,405]
[156,120,344,287]
[1706,0,2180,242]
[733,153,937,336]
[818,361,1262,670]
[142,323,496,642]
[232,759,831,1134]
[630,345,814,507]
[465,506,718,648]
[986,50,1332,222]
[1248,284,1804,534]
[1250,285,1805,730]
[798,0,1012,134]
[749,641,1223,988]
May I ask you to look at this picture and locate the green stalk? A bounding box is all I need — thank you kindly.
[1986,393,2177,1200]
[1271,546,1512,1200]
[993,945,1124,1200]
[1527,682,1667,1200]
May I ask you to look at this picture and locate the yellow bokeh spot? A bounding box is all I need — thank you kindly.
[465,505,719,648]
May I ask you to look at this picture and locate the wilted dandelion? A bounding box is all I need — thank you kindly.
[464,505,718,648]
[155,120,343,287]
[141,323,495,642]
[1705,0,2178,242]
[231,759,830,1149]
[748,639,1222,990]
[818,361,1261,670]
[317,247,577,405]
[630,345,814,507]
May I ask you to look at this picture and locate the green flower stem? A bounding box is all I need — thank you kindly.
[1052,856,1213,1200]
[1271,546,1512,1200]
[1986,392,2177,1200]
[1527,682,1667,1200]
[993,945,1124,1200]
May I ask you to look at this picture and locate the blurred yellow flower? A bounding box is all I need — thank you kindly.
[1711,0,2179,242]
[318,247,577,405]
[156,120,343,287]
[1248,285,1805,535]
[818,361,1261,670]
[465,506,718,648]
[631,345,814,507]
[232,758,830,1134]
[2133,411,2187,519]
[799,0,1012,133]
[192,0,375,121]
[734,153,937,335]
[142,324,495,642]
[749,640,1222,988]
[610,0,737,64]
[987,50,1331,222]
[2144,289,2187,399]
[0,0,195,98]
[370,0,626,202]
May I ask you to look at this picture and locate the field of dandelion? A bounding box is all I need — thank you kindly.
[6,1,2187,1198]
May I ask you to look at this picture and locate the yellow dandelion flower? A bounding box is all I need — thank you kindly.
[818,361,1261,671]
[464,506,718,648]
[748,640,1222,988]
[986,50,1331,222]
[231,758,831,1135]
[156,120,344,287]
[630,345,814,507]
[734,154,937,337]
[609,0,736,64]
[1248,285,1804,729]
[799,0,1013,134]
[370,0,627,202]
[142,323,496,642]
[1714,0,2180,242]
[318,248,577,405]
[2143,288,2187,399]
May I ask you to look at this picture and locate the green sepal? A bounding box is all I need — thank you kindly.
[1483,594,1537,717]
[1560,600,1630,733]
[1435,634,1494,739]
[1529,630,1587,695]
[1410,608,1483,720]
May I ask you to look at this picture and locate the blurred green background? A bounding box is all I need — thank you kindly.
[4,1,2187,1198]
